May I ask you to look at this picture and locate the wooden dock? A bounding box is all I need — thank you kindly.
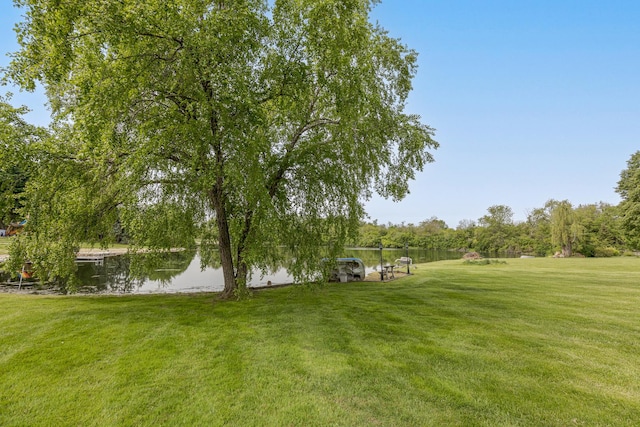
[75,252,112,266]
[75,252,110,261]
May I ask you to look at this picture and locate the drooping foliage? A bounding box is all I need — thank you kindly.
[0,95,46,228]
[550,201,575,257]
[7,0,437,296]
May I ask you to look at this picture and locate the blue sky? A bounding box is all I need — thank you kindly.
[367,0,640,227]
[2,1,639,228]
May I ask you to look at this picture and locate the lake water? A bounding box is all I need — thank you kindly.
[71,248,464,294]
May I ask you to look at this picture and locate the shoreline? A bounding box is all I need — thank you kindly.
[1,269,409,296]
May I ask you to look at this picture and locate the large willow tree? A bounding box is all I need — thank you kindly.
[7,0,437,297]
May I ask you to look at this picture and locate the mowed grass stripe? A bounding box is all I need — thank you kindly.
[1,257,639,426]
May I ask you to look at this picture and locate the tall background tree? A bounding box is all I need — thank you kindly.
[550,200,584,257]
[521,203,553,256]
[475,204,515,253]
[616,151,640,249]
[6,0,437,297]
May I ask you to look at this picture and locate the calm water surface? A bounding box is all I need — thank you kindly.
[72,248,463,294]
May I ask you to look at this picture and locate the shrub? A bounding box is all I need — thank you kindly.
[463,259,507,265]
[594,246,620,257]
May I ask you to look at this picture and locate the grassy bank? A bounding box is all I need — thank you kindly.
[1,257,639,426]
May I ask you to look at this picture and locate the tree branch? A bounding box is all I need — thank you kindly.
[267,117,339,198]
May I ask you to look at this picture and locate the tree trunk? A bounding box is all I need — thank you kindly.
[235,260,249,294]
[216,212,237,299]
[232,210,254,297]
[210,189,237,299]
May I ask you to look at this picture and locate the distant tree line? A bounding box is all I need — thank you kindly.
[351,201,623,256]
[352,161,640,256]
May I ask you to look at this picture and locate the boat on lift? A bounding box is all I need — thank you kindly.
[329,257,366,282]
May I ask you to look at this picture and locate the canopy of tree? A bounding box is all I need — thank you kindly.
[6,0,437,296]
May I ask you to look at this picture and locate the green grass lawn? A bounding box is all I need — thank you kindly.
[1,257,639,426]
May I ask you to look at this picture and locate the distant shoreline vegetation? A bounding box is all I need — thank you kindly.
[354,201,632,257]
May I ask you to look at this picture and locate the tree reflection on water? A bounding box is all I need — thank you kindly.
[18,248,465,294]
[76,250,196,293]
